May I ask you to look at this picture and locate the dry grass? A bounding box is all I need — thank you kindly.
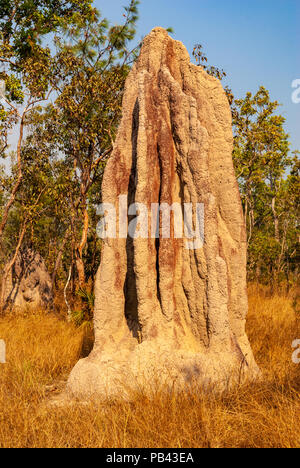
[0,285,299,448]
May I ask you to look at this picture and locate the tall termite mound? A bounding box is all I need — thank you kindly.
[67,28,260,397]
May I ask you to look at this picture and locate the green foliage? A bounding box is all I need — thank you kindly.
[72,288,95,326]
[192,43,298,285]
[0,6,298,313]
[193,44,227,80]
[0,0,95,60]
[0,0,140,303]
[232,88,298,283]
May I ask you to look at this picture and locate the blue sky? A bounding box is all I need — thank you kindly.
[97,0,300,152]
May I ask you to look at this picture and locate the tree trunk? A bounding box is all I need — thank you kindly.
[271,196,280,243]
[51,228,70,293]
[0,116,24,243]
[75,255,86,289]
[75,206,89,289]
[0,220,27,312]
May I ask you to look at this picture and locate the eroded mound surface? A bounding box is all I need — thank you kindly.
[67,27,260,398]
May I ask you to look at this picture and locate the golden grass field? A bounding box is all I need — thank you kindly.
[0,284,299,448]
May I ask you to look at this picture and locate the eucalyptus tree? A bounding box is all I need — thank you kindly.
[232,87,298,282]
[33,0,140,287]
[0,0,95,242]
[0,1,97,310]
